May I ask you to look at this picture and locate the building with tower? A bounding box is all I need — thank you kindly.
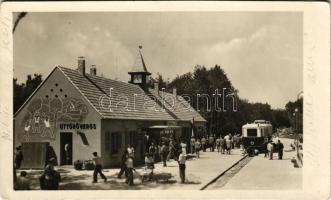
[14,47,206,168]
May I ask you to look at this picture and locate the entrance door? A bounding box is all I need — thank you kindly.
[60,132,73,165]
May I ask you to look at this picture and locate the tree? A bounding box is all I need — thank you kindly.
[13,74,43,113]
[285,98,303,133]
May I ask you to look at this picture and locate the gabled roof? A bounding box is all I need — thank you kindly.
[58,66,206,122]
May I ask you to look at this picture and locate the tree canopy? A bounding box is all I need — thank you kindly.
[14,74,43,113]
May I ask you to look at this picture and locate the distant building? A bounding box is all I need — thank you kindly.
[14,47,206,168]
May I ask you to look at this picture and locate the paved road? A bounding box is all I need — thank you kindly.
[209,138,302,190]
[18,149,244,190]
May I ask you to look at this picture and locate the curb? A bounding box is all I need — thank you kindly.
[200,155,248,190]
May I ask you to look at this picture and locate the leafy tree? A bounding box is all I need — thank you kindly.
[285,98,303,133]
[13,74,43,113]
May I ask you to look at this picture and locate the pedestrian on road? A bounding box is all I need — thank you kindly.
[225,134,232,154]
[195,139,201,158]
[144,153,155,181]
[15,171,31,190]
[180,141,187,155]
[263,140,268,158]
[178,151,186,183]
[201,136,207,152]
[127,144,135,158]
[149,142,157,161]
[39,164,61,190]
[267,142,274,160]
[277,140,284,160]
[92,152,107,183]
[216,137,221,153]
[209,135,215,152]
[125,156,134,185]
[118,149,128,179]
[14,146,23,169]
[221,137,226,154]
[190,137,196,154]
[160,142,169,167]
[167,140,175,161]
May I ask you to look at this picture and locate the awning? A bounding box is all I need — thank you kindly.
[148,125,181,129]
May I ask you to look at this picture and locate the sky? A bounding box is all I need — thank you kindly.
[13,12,303,109]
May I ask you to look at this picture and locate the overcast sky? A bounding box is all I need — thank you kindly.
[14,12,302,109]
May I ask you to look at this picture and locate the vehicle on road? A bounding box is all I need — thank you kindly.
[242,120,273,153]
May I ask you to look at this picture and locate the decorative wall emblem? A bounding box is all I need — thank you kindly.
[20,97,89,141]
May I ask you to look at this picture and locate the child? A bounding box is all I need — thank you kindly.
[144,153,155,181]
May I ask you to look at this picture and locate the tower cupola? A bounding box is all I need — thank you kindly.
[128,46,151,90]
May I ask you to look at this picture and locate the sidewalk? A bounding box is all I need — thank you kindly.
[219,138,302,190]
[18,149,244,190]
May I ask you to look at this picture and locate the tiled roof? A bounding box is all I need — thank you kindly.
[148,89,206,122]
[58,66,206,122]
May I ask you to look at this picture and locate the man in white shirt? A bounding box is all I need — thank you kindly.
[127,144,135,158]
[267,142,274,160]
[92,152,107,183]
[178,151,186,183]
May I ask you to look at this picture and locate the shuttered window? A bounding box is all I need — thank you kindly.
[105,132,122,154]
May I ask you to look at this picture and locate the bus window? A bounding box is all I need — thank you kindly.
[247,129,257,137]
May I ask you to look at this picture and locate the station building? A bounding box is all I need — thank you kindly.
[14,48,206,168]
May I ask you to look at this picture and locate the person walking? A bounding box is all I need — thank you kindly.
[167,140,175,161]
[160,142,169,167]
[267,141,274,160]
[144,153,155,181]
[201,136,207,152]
[195,139,201,158]
[15,171,31,190]
[149,142,157,161]
[277,140,284,160]
[209,135,215,152]
[180,141,187,155]
[190,137,196,154]
[125,156,134,186]
[118,149,128,179]
[263,140,269,158]
[127,144,135,158]
[220,137,225,154]
[39,165,61,190]
[216,137,221,153]
[178,151,186,183]
[225,134,232,154]
[92,152,107,183]
[14,146,23,169]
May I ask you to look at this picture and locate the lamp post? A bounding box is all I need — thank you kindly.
[294,108,299,157]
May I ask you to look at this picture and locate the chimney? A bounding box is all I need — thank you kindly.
[154,82,159,94]
[173,88,177,99]
[90,65,97,75]
[78,56,86,75]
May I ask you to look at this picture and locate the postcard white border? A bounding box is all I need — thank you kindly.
[0,1,330,200]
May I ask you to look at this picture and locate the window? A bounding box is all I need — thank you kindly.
[133,74,142,83]
[127,131,136,146]
[247,129,257,137]
[105,132,122,154]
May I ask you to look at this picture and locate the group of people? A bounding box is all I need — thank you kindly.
[15,160,61,190]
[264,139,284,160]
[189,133,240,156]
